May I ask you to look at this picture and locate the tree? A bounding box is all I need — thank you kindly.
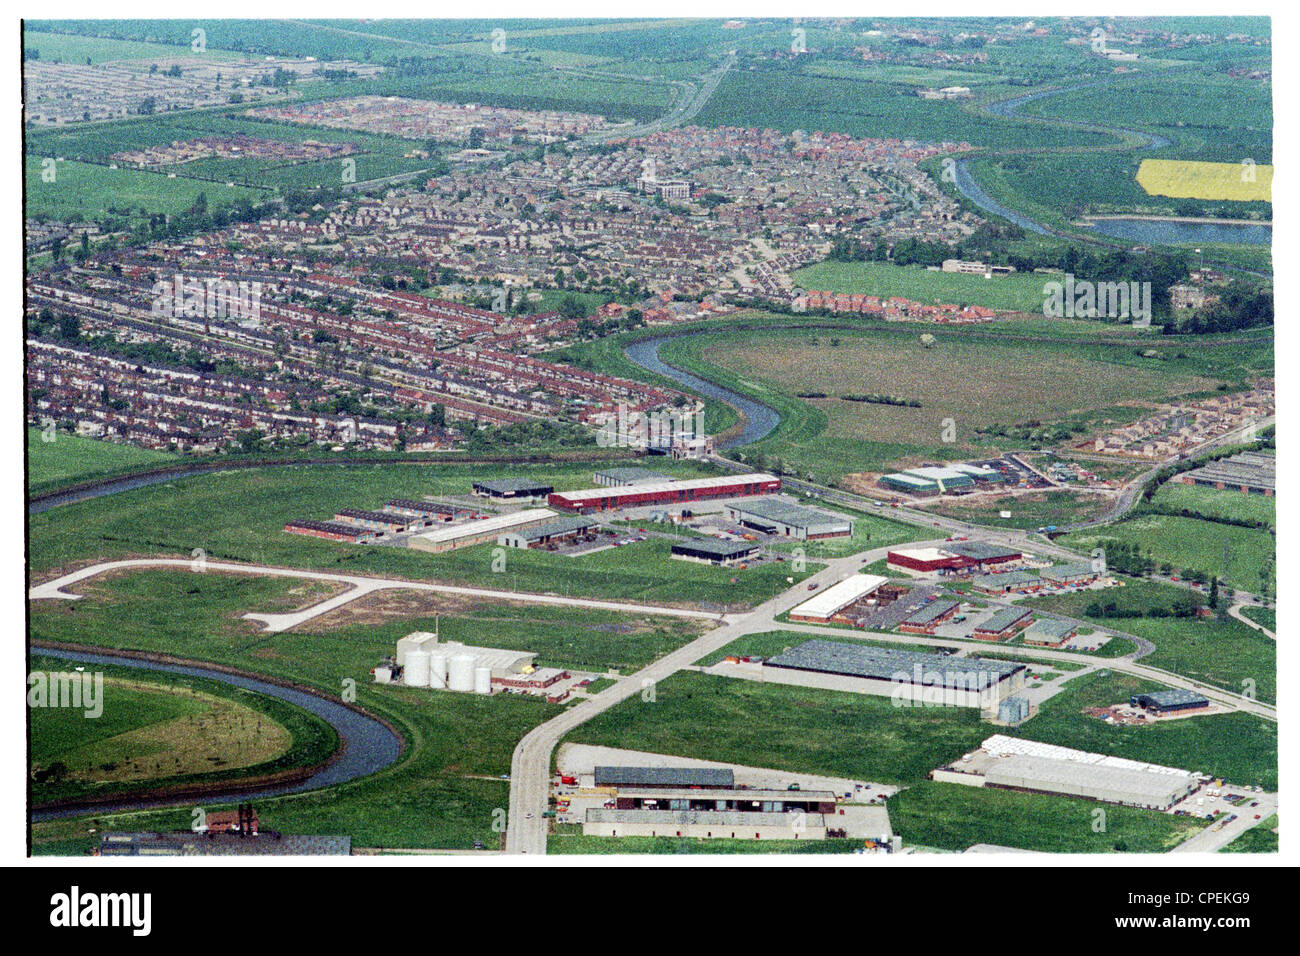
[1208,576,1219,610]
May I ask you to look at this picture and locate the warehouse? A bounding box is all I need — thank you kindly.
[583,808,826,841]
[898,598,961,633]
[1130,690,1210,715]
[935,735,1198,810]
[385,499,471,522]
[1023,618,1078,647]
[611,786,836,814]
[284,518,376,543]
[388,631,540,694]
[333,508,413,533]
[1040,561,1101,586]
[725,497,853,540]
[762,639,1026,706]
[879,466,976,496]
[670,538,761,566]
[407,508,557,553]
[594,766,734,788]
[472,477,555,499]
[952,462,1005,484]
[971,569,1041,595]
[498,515,598,549]
[971,607,1033,641]
[887,542,1022,574]
[593,466,673,487]
[1178,451,1275,496]
[789,574,888,623]
[549,473,780,513]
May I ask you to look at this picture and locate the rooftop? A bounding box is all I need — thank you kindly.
[791,574,888,618]
[764,639,1025,689]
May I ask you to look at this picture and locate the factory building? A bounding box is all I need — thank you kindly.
[610,786,837,815]
[333,508,414,533]
[593,466,673,487]
[472,477,555,499]
[583,808,826,841]
[283,518,376,543]
[762,639,1026,706]
[670,538,761,566]
[1130,690,1210,715]
[887,542,1022,574]
[1023,618,1078,647]
[971,607,1033,641]
[971,569,1042,595]
[789,574,888,623]
[935,735,1198,810]
[498,515,598,549]
[594,766,734,788]
[548,473,780,513]
[1178,451,1275,496]
[879,466,976,496]
[407,508,557,553]
[385,499,471,523]
[898,598,961,634]
[1040,561,1101,586]
[386,631,542,695]
[724,497,854,540]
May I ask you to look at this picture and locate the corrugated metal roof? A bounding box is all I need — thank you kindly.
[594,766,734,788]
[790,574,887,618]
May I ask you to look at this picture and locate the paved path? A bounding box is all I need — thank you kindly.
[1227,601,1276,640]
[28,558,733,631]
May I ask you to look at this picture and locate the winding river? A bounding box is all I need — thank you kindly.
[30,647,403,821]
[953,80,1269,249]
[624,335,780,447]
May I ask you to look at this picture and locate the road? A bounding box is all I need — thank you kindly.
[28,558,732,630]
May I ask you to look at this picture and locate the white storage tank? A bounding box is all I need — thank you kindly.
[404,650,431,688]
[428,653,447,689]
[447,654,477,692]
[474,666,492,695]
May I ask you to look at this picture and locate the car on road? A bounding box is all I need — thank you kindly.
[807,582,819,590]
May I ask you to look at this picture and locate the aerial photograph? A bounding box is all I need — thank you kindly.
[16,7,1284,897]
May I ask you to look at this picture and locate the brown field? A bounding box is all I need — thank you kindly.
[60,679,292,784]
[703,334,1217,448]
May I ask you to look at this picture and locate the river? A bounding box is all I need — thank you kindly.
[30,647,403,821]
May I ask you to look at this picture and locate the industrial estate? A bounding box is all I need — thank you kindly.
[23,15,1277,869]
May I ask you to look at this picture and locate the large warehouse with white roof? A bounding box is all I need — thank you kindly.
[789,574,887,622]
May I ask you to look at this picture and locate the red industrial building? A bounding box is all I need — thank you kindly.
[887,542,1022,574]
[284,519,374,543]
[548,473,780,513]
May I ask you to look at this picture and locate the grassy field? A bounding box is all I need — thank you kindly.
[1149,482,1275,530]
[1061,514,1274,595]
[924,490,1113,531]
[567,670,990,786]
[1024,580,1276,704]
[29,652,336,807]
[1221,815,1278,853]
[674,324,1224,478]
[24,156,269,223]
[29,460,827,609]
[890,781,1206,853]
[27,428,177,494]
[1240,606,1275,632]
[792,260,1051,312]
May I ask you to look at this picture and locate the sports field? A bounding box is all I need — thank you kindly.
[792,260,1050,312]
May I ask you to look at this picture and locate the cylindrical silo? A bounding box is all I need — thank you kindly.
[447,654,476,692]
[474,666,492,695]
[404,650,430,688]
[428,653,447,689]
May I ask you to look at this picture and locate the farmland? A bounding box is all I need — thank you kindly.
[1137,159,1273,203]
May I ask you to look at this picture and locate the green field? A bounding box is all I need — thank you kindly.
[1221,815,1278,853]
[1061,513,1274,595]
[27,428,176,494]
[793,260,1052,312]
[890,781,1206,853]
[25,156,269,224]
[1240,606,1275,632]
[1149,482,1275,530]
[1024,580,1276,704]
[29,653,337,807]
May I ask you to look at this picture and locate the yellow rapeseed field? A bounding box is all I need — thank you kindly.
[1136,158,1272,202]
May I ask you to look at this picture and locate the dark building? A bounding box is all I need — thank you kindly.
[472,478,555,499]
[594,766,734,789]
[670,538,761,566]
[1130,690,1210,714]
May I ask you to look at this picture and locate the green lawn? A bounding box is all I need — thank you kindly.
[27,427,176,494]
[792,260,1052,312]
[1221,815,1278,853]
[1149,482,1275,530]
[890,781,1207,853]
